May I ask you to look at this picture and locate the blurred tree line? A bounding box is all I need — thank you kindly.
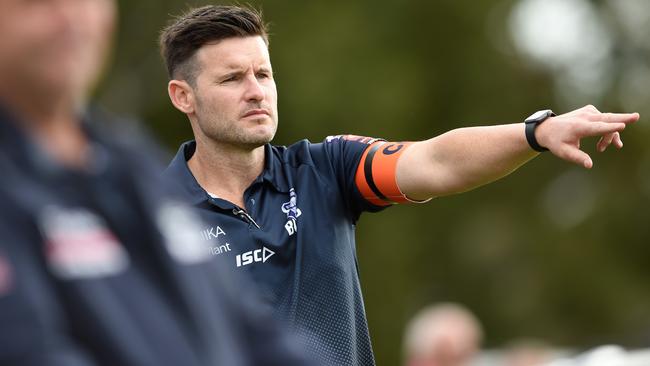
[98,0,650,364]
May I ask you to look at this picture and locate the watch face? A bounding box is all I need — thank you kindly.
[526,109,552,123]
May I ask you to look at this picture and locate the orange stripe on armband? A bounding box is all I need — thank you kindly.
[354,141,414,206]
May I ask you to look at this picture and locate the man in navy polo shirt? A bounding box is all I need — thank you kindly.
[0,1,310,365]
[159,5,640,366]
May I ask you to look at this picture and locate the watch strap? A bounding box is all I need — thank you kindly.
[525,121,549,152]
[524,110,556,152]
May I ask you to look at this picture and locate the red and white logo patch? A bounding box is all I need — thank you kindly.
[39,206,129,279]
[0,252,13,296]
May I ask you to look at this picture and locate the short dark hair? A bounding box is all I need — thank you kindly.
[159,5,269,84]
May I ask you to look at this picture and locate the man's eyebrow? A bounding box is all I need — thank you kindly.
[214,63,272,78]
[221,64,245,71]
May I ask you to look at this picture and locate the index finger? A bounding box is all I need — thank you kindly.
[592,112,640,124]
[577,121,626,137]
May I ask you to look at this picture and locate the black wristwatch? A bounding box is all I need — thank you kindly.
[524,109,556,152]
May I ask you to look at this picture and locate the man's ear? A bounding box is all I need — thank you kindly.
[168,79,196,114]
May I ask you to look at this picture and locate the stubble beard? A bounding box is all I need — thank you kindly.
[193,87,279,149]
[197,107,278,151]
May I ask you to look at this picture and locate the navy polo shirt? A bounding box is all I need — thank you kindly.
[165,136,401,366]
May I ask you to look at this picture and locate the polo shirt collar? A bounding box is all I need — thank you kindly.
[166,141,290,206]
[261,143,290,193]
[165,141,211,206]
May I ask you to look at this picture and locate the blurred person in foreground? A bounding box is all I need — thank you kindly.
[0,1,310,365]
[159,5,640,366]
[403,303,482,366]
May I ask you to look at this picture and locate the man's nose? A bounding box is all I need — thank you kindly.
[243,74,265,102]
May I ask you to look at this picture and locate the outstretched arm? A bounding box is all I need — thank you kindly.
[396,105,640,201]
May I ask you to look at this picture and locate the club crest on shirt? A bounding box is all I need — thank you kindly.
[38,206,129,279]
[281,188,302,236]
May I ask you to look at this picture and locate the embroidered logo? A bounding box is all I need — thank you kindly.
[235,246,275,267]
[281,188,302,236]
[200,226,226,241]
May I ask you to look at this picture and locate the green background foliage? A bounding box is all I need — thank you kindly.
[100,1,650,364]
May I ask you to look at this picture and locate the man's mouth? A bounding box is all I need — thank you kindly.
[242,109,270,118]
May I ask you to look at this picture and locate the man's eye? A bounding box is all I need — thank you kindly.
[221,75,238,83]
[257,72,270,79]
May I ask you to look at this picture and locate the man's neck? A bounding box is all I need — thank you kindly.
[1,89,90,168]
[187,138,266,209]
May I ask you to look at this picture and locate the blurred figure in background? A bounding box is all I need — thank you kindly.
[504,340,556,366]
[403,303,483,366]
[0,0,309,365]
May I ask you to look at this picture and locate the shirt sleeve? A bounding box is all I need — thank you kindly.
[320,134,423,220]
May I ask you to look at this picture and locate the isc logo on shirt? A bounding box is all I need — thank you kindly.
[236,247,275,267]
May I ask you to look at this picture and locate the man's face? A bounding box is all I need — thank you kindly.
[0,0,116,100]
[190,36,278,149]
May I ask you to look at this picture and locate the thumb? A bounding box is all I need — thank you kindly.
[557,145,593,169]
